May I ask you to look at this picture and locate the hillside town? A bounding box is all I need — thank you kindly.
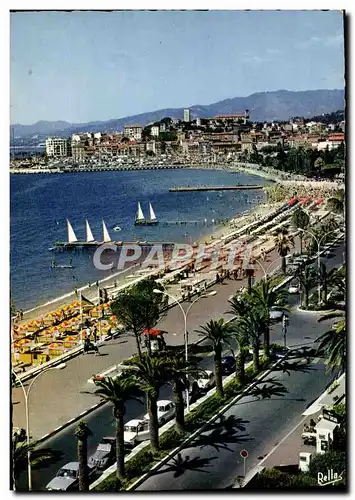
[10,109,345,178]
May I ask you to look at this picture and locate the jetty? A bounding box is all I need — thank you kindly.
[169,185,264,192]
[51,219,174,251]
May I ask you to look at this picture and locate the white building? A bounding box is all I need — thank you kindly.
[124,125,143,141]
[45,137,68,157]
[151,126,160,137]
[184,108,190,122]
[196,117,201,127]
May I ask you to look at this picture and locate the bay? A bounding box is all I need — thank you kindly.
[10,168,270,310]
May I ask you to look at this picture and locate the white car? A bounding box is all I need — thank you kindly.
[269,307,284,322]
[46,462,95,491]
[144,400,175,425]
[197,370,215,392]
[288,284,299,294]
[123,419,149,448]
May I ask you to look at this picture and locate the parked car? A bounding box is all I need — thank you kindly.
[288,283,299,294]
[221,356,236,375]
[144,400,175,425]
[197,370,215,392]
[46,462,95,491]
[123,419,149,448]
[269,307,285,322]
[88,436,116,470]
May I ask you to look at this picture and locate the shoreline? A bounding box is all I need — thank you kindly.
[19,198,269,321]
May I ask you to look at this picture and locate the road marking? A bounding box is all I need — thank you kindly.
[238,414,308,487]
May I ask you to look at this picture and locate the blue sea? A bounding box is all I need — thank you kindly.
[10,169,270,310]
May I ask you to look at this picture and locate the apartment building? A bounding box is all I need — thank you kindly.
[124,125,143,141]
[45,137,69,157]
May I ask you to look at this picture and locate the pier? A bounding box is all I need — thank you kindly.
[52,241,175,251]
[169,185,264,192]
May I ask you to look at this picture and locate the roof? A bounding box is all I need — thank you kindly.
[315,418,338,431]
[157,400,173,406]
[63,462,80,470]
[125,419,145,426]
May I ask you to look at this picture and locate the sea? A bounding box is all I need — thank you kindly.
[10,169,270,310]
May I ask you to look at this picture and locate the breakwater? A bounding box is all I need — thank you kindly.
[169,185,264,192]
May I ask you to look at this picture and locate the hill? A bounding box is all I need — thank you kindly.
[11,89,344,139]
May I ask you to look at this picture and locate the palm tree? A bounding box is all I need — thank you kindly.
[292,208,310,254]
[296,265,318,308]
[230,324,249,385]
[249,279,287,358]
[196,319,234,397]
[12,439,62,491]
[227,292,254,320]
[274,228,294,274]
[94,376,143,481]
[163,355,202,434]
[238,308,265,372]
[316,319,346,373]
[123,354,168,453]
[74,421,92,491]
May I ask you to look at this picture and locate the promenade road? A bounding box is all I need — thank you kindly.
[14,234,345,441]
[135,357,334,491]
[28,290,337,491]
[12,238,297,439]
[12,228,341,441]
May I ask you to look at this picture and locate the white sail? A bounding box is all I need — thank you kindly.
[67,219,78,243]
[102,220,112,242]
[136,202,145,221]
[149,203,157,221]
[86,220,95,242]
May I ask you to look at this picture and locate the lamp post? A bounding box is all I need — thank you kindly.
[12,363,67,491]
[299,228,338,305]
[253,253,293,282]
[153,289,216,412]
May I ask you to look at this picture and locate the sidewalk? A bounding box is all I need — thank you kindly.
[12,237,302,441]
[243,373,345,483]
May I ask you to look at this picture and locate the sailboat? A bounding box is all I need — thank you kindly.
[134,202,158,226]
[102,220,112,242]
[86,220,95,242]
[67,219,78,243]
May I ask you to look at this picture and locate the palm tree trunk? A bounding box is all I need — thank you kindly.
[148,392,159,453]
[214,349,223,397]
[133,328,143,359]
[281,255,286,274]
[300,234,303,255]
[77,438,89,491]
[305,289,309,309]
[263,324,270,359]
[253,344,260,372]
[247,274,252,293]
[173,380,185,434]
[115,406,125,482]
[236,351,245,385]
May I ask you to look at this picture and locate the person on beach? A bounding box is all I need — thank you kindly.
[94,341,100,356]
[216,272,220,284]
[20,309,24,320]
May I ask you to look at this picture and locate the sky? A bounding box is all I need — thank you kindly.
[10,10,345,125]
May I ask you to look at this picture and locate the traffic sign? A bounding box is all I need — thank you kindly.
[240,449,248,459]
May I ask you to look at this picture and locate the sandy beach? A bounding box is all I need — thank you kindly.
[18,200,277,323]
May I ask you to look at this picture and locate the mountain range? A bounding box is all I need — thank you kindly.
[11,89,344,139]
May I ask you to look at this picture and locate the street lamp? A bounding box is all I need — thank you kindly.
[253,253,293,281]
[299,228,338,305]
[153,288,216,412]
[12,363,67,491]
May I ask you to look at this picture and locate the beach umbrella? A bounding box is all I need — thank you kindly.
[65,335,77,341]
[143,328,161,336]
[317,199,323,204]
